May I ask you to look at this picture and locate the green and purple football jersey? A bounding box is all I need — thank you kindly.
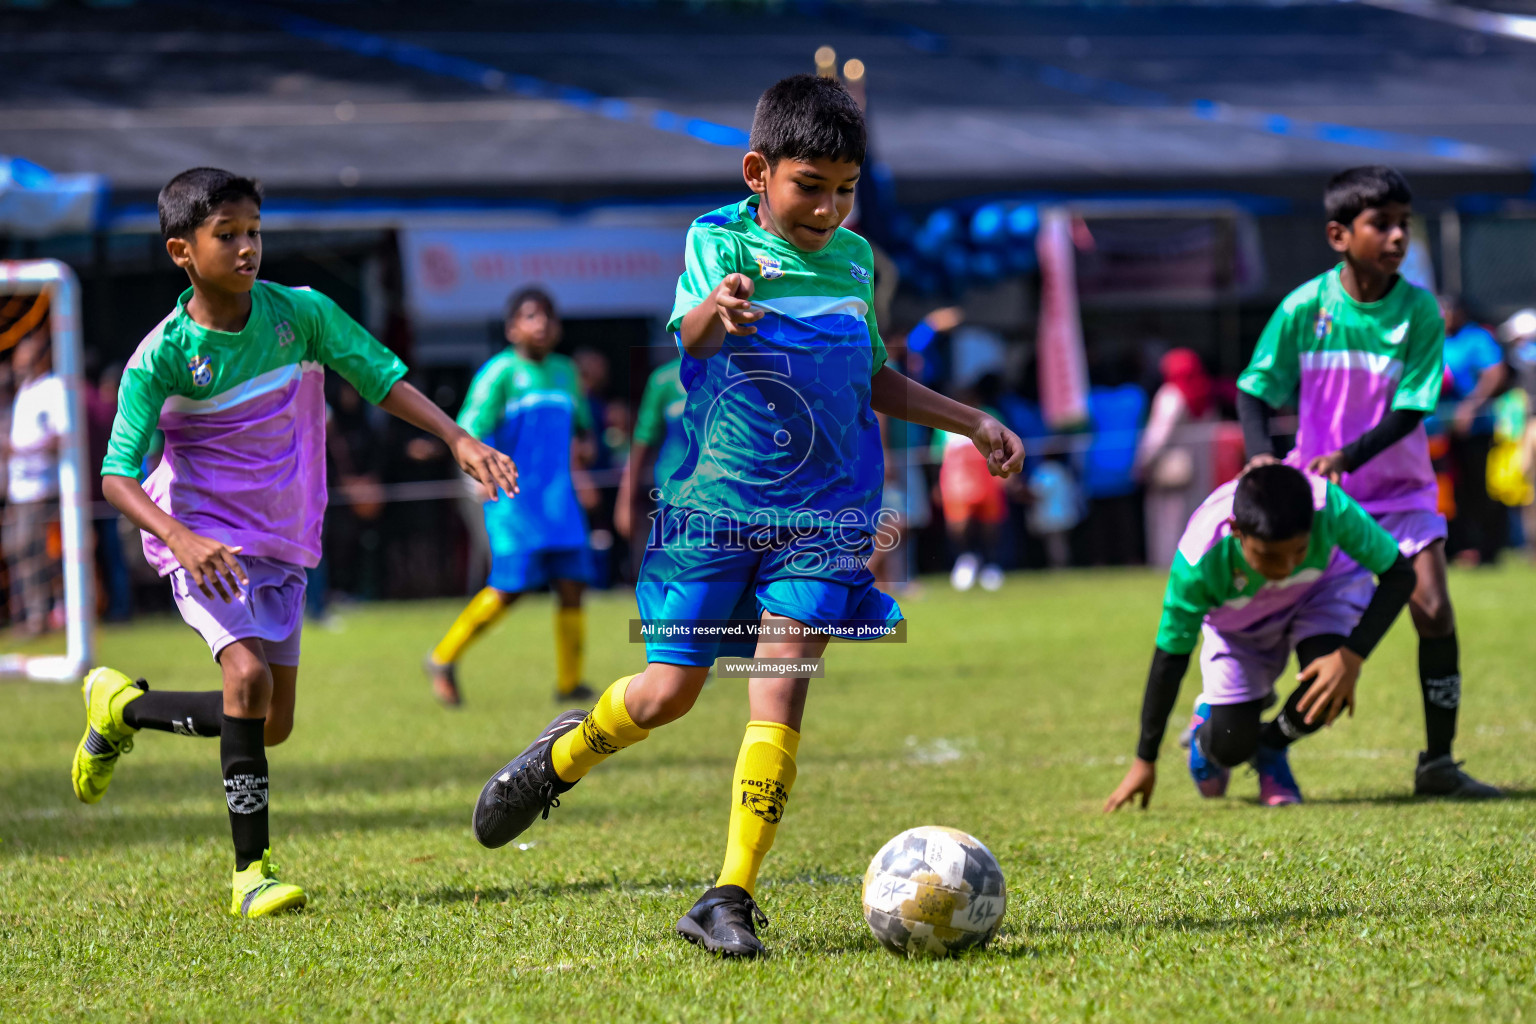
[103,282,407,575]
[664,195,887,529]
[1238,266,1445,516]
[1155,474,1400,655]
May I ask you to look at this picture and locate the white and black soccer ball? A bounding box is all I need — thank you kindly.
[862,825,1006,957]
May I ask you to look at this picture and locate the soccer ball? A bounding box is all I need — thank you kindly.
[861,825,1007,957]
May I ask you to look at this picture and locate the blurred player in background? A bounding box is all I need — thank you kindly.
[4,328,67,636]
[933,376,1010,591]
[468,74,1024,959]
[1438,296,1506,565]
[424,288,594,706]
[1454,308,1536,559]
[1105,464,1415,811]
[73,167,518,918]
[1237,166,1499,798]
[615,355,687,558]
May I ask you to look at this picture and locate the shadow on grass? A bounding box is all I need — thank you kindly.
[1012,896,1496,959]
[419,876,713,905]
[1300,787,1536,807]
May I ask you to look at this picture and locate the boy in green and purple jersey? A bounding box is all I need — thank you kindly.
[1236,165,1499,798]
[1105,464,1415,812]
[70,168,519,917]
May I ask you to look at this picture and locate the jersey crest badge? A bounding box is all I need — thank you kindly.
[1314,311,1333,340]
[274,320,296,347]
[188,355,213,387]
[850,261,872,284]
[752,254,783,279]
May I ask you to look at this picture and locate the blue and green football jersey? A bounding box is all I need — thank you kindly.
[664,195,887,530]
[458,348,590,552]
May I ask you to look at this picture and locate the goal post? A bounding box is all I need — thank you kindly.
[0,259,95,683]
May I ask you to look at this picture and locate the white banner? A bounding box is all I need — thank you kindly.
[401,225,687,323]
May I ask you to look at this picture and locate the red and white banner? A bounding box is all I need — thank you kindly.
[401,226,687,323]
[1035,208,1090,430]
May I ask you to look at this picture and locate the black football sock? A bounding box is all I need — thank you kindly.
[1418,632,1460,760]
[123,689,223,737]
[221,715,269,871]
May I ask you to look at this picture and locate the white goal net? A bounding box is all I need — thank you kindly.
[0,259,95,682]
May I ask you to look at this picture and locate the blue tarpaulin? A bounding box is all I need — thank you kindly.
[0,157,104,238]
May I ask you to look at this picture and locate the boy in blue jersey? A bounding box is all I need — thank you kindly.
[424,289,593,706]
[469,75,1025,958]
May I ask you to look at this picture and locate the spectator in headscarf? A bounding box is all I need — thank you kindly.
[1135,348,1216,567]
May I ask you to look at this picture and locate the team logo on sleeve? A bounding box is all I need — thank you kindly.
[274,320,296,347]
[1314,311,1333,340]
[752,254,784,279]
[187,355,214,387]
[850,261,872,284]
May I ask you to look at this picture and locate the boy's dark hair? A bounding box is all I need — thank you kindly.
[749,74,866,167]
[1233,464,1315,542]
[158,168,263,240]
[505,286,556,321]
[1325,165,1412,226]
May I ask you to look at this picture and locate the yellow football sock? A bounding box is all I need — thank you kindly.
[554,607,585,695]
[717,721,800,895]
[430,587,510,666]
[550,674,649,783]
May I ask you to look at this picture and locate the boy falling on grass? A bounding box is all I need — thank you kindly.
[1236,166,1499,798]
[1106,464,1416,811]
[468,74,1025,958]
[71,168,518,917]
[424,288,595,707]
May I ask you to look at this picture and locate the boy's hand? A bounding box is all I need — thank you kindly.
[1295,646,1363,726]
[1243,453,1279,473]
[1104,758,1157,812]
[713,274,763,336]
[1306,449,1349,483]
[167,529,247,603]
[451,433,519,501]
[971,416,1025,478]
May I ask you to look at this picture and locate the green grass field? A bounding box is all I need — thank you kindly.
[4,566,1535,1022]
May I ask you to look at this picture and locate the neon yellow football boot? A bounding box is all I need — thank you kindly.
[230,849,308,918]
[71,666,146,804]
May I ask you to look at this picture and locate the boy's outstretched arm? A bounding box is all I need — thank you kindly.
[102,473,248,602]
[1236,391,1279,467]
[677,273,763,361]
[1307,410,1425,482]
[377,381,519,501]
[1104,648,1190,812]
[870,366,1024,478]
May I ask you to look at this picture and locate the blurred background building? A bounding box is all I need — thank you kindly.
[5,0,1536,619]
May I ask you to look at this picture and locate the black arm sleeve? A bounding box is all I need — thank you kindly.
[1343,554,1416,659]
[1136,647,1192,762]
[1338,409,1425,473]
[1236,390,1276,459]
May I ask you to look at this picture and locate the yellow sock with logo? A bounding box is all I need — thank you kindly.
[717,721,800,895]
[554,607,585,695]
[550,674,649,783]
[430,587,509,666]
